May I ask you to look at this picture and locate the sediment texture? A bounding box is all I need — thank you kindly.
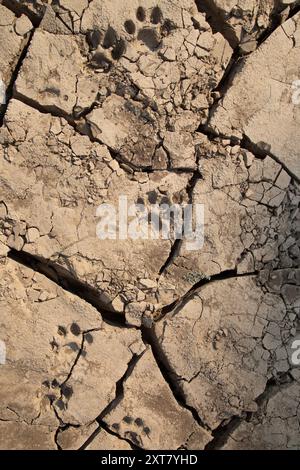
[0,0,299,450]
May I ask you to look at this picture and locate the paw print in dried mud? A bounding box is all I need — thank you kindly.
[88,5,176,69]
[88,26,127,70]
[49,322,81,356]
[124,5,176,51]
[42,322,92,409]
[43,380,75,412]
[111,415,151,446]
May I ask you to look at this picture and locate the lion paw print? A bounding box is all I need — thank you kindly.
[42,322,93,408]
[88,5,176,68]
[124,5,174,52]
[50,321,83,359]
[111,415,151,447]
[88,26,127,69]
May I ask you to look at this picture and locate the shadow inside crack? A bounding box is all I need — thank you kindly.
[8,248,127,327]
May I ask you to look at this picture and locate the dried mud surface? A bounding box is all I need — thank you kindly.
[0,0,299,450]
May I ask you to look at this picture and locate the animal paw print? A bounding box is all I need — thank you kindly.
[42,378,74,412]
[88,26,127,70]
[111,415,151,446]
[124,6,176,52]
[88,5,176,68]
[42,322,85,407]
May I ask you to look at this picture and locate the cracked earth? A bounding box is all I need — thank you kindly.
[0,0,299,450]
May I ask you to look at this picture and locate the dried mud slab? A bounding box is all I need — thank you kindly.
[57,423,132,450]
[0,257,146,448]
[0,1,88,30]
[0,99,194,323]
[209,11,300,180]
[0,421,57,450]
[14,1,232,168]
[162,139,299,300]
[103,349,212,450]
[220,379,300,449]
[0,3,33,116]
[84,431,132,450]
[0,257,210,450]
[1,1,46,20]
[154,270,300,431]
[0,0,300,452]
[0,99,299,327]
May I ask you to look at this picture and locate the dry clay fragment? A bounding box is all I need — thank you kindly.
[4,1,47,20]
[209,12,300,180]
[15,14,33,36]
[86,94,160,168]
[14,30,87,116]
[57,421,98,450]
[0,4,32,111]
